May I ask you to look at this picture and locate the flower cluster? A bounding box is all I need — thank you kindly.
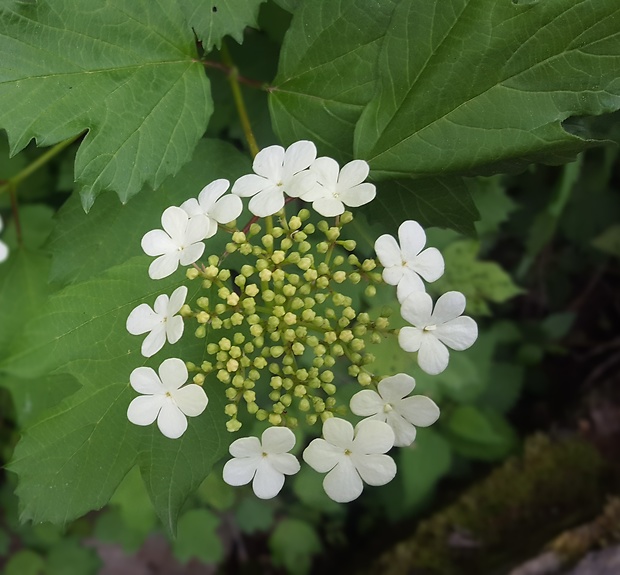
[125,140,478,503]
[0,214,8,263]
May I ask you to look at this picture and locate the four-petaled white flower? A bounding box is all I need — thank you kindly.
[126,286,188,358]
[302,417,396,503]
[350,373,440,447]
[232,141,317,217]
[141,206,209,280]
[375,220,444,303]
[0,214,8,263]
[399,291,478,375]
[180,179,243,239]
[223,427,301,499]
[303,157,376,217]
[127,358,208,439]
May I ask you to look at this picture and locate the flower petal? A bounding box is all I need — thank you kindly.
[223,456,259,486]
[337,159,369,189]
[310,157,339,189]
[353,419,394,454]
[411,247,444,282]
[126,303,159,335]
[198,178,230,209]
[261,426,296,454]
[152,294,169,316]
[417,335,450,375]
[398,326,423,352]
[179,242,205,266]
[185,214,210,244]
[374,234,402,269]
[180,197,201,217]
[432,291,467,324]
[141,229,175,257]
[396,271,426,303]
[209,194,243,224]
[303,438,343,473]
[349,390,384,417]
[383,265,405,286]
[165,315,184,345]
[141,323,166,357]
[232,174,270,197]
[398,220,426,262]
[252,459,285,499]
[322,417,354,448]
[398,396,440,428]
[385,411,417,447]
[312,197,345,217]
[378,373,416,402]
[172,384,208,417]
[158,357,188,391]
[127,395,164,426]
[161,206,188,243]
[339,182,376,208]
[253,145,284,180]
[229,436,261,458]
[167,286,188,315]
[400,291,433,327]
[148,253,180,280]
[0,241,7,263]
[268,452,300,476]
[157,401,188,439]
[435,316,478,351]
[286,170,317,198]
[323,458,363,503]
[282,140,316,179]
[350,453,396,486]
[248,188,285,217]
[130,367,163,394]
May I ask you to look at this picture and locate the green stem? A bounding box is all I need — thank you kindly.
[220,42,260,159]
[0,133,82,196]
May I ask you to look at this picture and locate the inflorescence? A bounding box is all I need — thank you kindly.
[126,140,478,503]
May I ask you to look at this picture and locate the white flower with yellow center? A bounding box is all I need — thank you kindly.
[223,427,300,499]
[398,291,478,375]
[127,358,208,439]
[302,418,396,503]
[350,373,440,447]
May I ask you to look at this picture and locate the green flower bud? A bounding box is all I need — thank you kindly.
[225,388,238,400]
[261,234,274,249]
[324,355,336,368]
[256,409,268,421]
[201,279,212,289]
[214,303,227,315]
[282,284,297,297]
[331,343,344,356]
[239,243,253,255]
[193,373,205,385]
[196,311,210,324]
[348,365,361,377]
[201,361,213,372]
[225,403,237,416]
[280,237,293,251]
[294,385,307,397]
[272,402,285,414]
[280,394,292,407]
[226,419,242,432]
[247,402,259,414]
[253,356,267,369]
[320,411,334,422]
[317,241,329,253]
[241,264,255,277]
[291,297,305,311]
[323,383,336,395]
[339,330,353,342]
[195,325,206,338]
[259,268,272,282]
[231,312,244,326]
[243,390,256,403]
[325,397,336,409]
[186,268,200,280]
[361,258,377,271]
[357,372,372,386]
[326,227,340,241]
[292,342,305,355]
[272,250,286,264]
[289,216,302,230]
[249,223,262,236]
[217,370,230,383]
[268,413,282,425]
[232,374,245,388]
[306,414,318,425]
[365,285,377,297]
[299,397,310,411]
[270,346,285,358]
[262,290,275,302]
[218,269,231,281]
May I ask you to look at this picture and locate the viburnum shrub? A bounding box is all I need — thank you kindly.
[127,140,477,502]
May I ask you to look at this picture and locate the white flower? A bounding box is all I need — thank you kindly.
[222,427,301,499]
[0,215,8,263]
[374,220,444,303]
[302,418,396,503]
[232,140,317,217]
[303,157,376,217]
[127,358,208,439]
[399,291,478,375]
[180,179,243,239]
[350,373,440,447]
[126,286,188,357]
[141,206,209,280]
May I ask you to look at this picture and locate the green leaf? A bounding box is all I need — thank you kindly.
[235,497,275,534]
[185,0,266,50]
[45,540,101,575]
[592,223,620,259]
[431,240,523,315]
[444,405,518,461]
[292,466,344,515]
[269,0,397,162]
[0,0,212,208]
[49,139,251,285]
[197,470,235,511]
[269,518,322,575]
[366,177,479,235]
[173,509,223,565]
[355,0,620,178]
[4,549,45,575]
[8,382,139,525]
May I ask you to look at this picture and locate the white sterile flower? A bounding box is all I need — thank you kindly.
[0,215,8,263]
[223,427,301,499]
[399,291,478,375]
[302,418,396,503]
[127,358,208,439]
[141,206,209,280]
[350,373,440,447]
[232,140,317,217]
[374,220,444,303]
[303,157,376,217]
[126,286,188,357]
[180,179,243,239]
